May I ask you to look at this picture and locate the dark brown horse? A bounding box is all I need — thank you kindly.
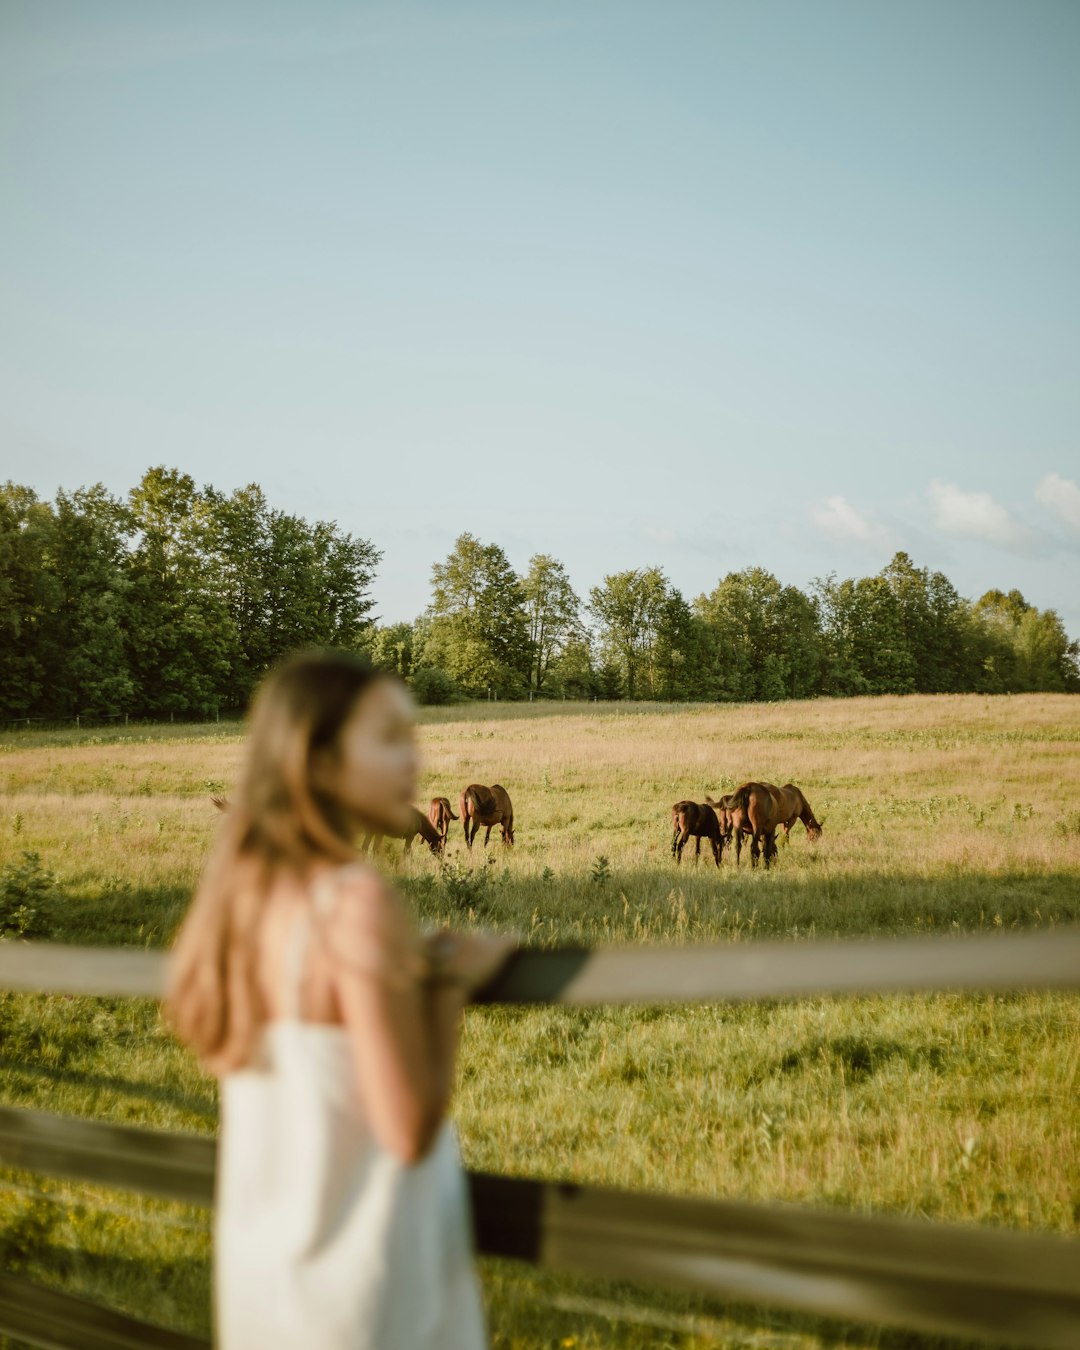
[428,796,458,852]
[703,793,737,845]
[460,783,514,848]
[211,793,443,859]
[362,806,442,857]
[671,801,724,866]
[726,782,823,868]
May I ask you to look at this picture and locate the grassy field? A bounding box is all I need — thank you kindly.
[1,693,1078,1348]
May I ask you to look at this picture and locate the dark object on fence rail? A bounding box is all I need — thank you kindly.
[0,1107,1077,1350]
[2,925,1080,1003]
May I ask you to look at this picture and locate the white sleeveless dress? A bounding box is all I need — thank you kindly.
[214,875,487,1349]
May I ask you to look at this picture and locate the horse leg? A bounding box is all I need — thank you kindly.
[483,824,493,848]
[735,830,743,865]
[711,835,722,868]
[750,833,761,868]
[764,830,777,868]
[671,827,680,860]
[504,813,514,846]
[694,835,702,863]
[675,828,690,863]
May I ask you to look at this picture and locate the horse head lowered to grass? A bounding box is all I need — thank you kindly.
[710,783,823,868]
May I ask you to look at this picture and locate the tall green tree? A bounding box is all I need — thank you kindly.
[0,484,62,718]
[695,568,822,700]
[425,534,530,696]
[880,551,969,692]
[521,554,582,692]
[814,573,915,695]
[126,467,240,716]
[588,567,671,698]
[973,589,1079,692]
[46,485,135,717]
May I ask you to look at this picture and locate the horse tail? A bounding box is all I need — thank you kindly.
[731,784,751,813]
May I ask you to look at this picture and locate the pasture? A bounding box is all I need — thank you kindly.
[1,693,1078,1348]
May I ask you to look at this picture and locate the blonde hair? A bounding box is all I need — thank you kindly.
[166,650,386,1073]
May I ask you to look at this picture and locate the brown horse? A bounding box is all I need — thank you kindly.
[671,801,723,866]
[726,782,823,868]
[211,793,443,858]
[460,783,514,848]
[428,796,458,852]
[362,806,442,857]
[703,793,737,845]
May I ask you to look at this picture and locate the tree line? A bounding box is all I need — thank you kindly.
[382,535,1078,702]
[2,470,1076,721]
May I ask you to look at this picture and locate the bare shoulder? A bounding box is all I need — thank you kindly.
[319,864,418,972]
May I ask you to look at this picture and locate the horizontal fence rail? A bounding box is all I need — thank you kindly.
[0,1273,207,1350]
[2,1107,1079,1350]
[2,924,1080,1004]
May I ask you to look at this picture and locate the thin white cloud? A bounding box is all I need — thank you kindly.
[926,480,1033,551]
[809,495,894,549]
[1035,472,1080,533]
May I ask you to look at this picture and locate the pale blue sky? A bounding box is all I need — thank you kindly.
[2,1,1078,632]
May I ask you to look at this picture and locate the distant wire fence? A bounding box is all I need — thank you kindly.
[0,695,696,733]
[0,711,244,733]
[0,927,1078,1349]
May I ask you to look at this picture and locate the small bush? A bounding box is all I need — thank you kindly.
[590,855,612,887]
[410,667,457,706]
[439,859,496,912]
[0,851,53,937]
[1054,810,1080,838]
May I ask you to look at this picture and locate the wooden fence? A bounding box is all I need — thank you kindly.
[1,927,1078,1349]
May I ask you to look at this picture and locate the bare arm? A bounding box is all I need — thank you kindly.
[327,875,514,1165]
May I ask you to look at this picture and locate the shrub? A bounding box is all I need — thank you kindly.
[0,851,53,938]
[409,667,457,706]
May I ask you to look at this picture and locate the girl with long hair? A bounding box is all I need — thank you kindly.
[167,650,513,1348]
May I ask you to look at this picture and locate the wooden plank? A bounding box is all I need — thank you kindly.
[2,924,1079,1005]
[0,1273,208,1350]
[0,1107,214,1206]
[469,1173,1080,1350]
[2,1109,1077,1347]
[477,925,1080,1005]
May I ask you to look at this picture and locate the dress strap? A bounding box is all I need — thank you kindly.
[281,908,313,1021]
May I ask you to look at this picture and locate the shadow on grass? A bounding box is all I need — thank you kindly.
[0,1057,216,1124]
[401,864,1080,944]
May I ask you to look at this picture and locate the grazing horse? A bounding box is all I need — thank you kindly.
[727,782,823,868]
[428,796,458,852]
[211,793,442,858]
[671,801,723,867]
[460,783,514,848]
[362,806,442,857]
[703,794,737,845]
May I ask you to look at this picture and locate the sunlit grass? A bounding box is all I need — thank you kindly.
[1,693,1078,1346]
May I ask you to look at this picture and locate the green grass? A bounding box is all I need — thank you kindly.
[1,693,1078,1347]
